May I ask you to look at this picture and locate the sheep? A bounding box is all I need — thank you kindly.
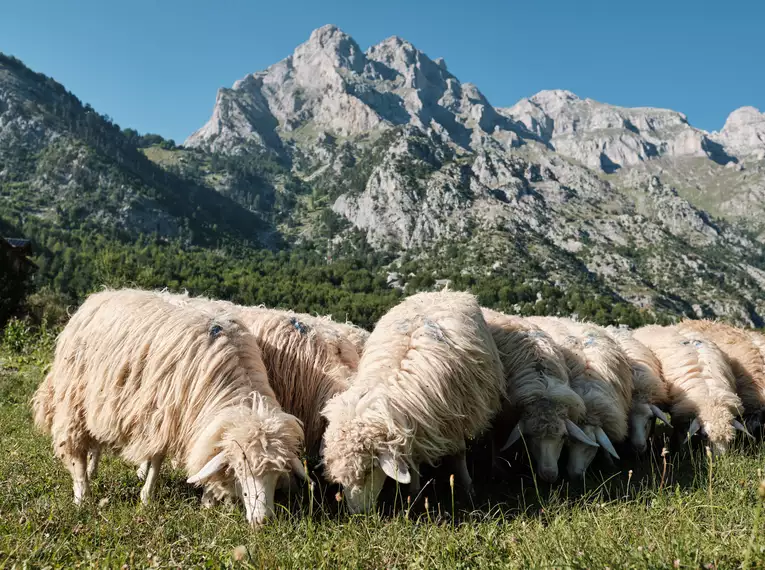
[632,325,743,455]
[31,289,304,526]
[526,316,632,478]
[744,330,765,434]
[321,291,505,513]
[605,326,672,453]
[481,308,593,483]
[677,320,762,437]
[157,294,360,462]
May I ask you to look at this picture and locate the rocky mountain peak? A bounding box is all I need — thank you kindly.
[714,106,765,158]
[293,24,367,74]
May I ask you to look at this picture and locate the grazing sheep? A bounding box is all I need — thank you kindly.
[321,291,505,513]
[32,289,304,526]
[158,295,360,462]
[632,325,743,455]
[744,330,765,434]
[526,317,632,478]
[605,326,672,453]
[677,320,762,437]
[481,309,593,483]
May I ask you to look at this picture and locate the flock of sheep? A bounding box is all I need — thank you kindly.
[30,288,765,526]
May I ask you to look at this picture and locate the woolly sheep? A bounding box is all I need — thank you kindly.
[744,330,765,433]
[632,325,743,455]
[526,317,632,478]
[677,320,761,437]
[157,295,360,461]
[31,289,304,526]
[605,326,672,453]
[321,291,505,513]
[481,309,592,483]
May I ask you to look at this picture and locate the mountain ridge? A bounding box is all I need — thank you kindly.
[2,27,765,327]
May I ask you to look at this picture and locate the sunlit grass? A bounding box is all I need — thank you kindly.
[2,349,765,568]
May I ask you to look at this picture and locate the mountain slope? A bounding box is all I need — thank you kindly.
[0,54,273,247]
[188,25,765,325]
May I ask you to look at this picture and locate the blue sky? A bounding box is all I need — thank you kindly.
[2,0,762,142]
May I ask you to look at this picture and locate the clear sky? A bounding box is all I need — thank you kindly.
[2,0,762,143]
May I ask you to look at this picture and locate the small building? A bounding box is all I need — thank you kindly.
[1,237,37,274]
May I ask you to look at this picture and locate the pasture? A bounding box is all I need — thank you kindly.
[2,341,765,568]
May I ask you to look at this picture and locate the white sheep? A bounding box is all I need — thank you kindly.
[605,326,672,452]
[677,320,760,438]
[526,316,632,478]
[31,289,304,526]
[633,325,744,454]
[321,291,505,513]
[481,309,594,483]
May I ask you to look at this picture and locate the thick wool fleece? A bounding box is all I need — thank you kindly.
[678,320,765,415]
[482,309,585,438]
[158,293,358,460]
[526,316,632,441]
[34,289,303,496]
[321,291,505,488]
[633,325,742,450]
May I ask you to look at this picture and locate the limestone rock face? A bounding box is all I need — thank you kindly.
[712,106,765,158]
[182,25,765,324]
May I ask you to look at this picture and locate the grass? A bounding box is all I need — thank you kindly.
[3,346,765,568]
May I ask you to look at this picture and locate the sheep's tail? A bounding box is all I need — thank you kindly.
[31,372,56,434]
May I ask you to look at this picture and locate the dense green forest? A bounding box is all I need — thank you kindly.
[1,218,663,331]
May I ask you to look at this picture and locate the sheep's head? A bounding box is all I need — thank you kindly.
[566,424,600,479]
[502,400,595,483]
[629,402,671,453]
[321,389,411,514]
[566,423,621,479]
[187,400,305,526]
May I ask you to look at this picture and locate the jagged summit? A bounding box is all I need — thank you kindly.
[713,106,765,158]
[185,25,515,153]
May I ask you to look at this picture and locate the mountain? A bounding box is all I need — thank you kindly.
[0,53,272,247]
[185,25,765,325]
[3,27,765,327]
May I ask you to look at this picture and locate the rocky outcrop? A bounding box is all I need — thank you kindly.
[712,106,765,159]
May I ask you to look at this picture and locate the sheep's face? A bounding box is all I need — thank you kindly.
[235,470,280,526]
[343,464,387,514]
[526,420,566,484]
[567,425,599,479]
[629,403,655,453]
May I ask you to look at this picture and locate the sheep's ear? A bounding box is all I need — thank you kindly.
[378,452,410,484]
[187,451,227,484]
[290,457,308,481]
[501,424,523,451]
[649,404,672,427]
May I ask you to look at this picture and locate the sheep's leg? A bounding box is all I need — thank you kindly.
[87,445,102,479]
[71,453,90,505]
[455,446,475,496]
[139,455,164,505]
[136,460,150,481]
